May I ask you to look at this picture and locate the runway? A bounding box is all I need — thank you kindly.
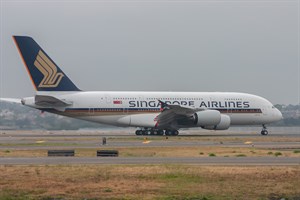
[0,141,300,150]
[1,128,299,149]
[0,127,299,165]
[0,156,299,165]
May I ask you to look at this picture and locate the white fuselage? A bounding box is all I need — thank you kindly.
[22,91,283,129]
[11,36,283,134]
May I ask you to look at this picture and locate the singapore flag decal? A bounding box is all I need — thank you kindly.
[113,100,122,104]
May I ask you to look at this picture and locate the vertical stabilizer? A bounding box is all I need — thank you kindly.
[13,36,80,91]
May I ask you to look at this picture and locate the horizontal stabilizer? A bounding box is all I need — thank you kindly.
[0,98,22,104]
[35,95,72,107]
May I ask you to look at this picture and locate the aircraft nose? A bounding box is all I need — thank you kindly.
[276,108,283,121]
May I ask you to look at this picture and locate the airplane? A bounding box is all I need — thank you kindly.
[1,36,283,136]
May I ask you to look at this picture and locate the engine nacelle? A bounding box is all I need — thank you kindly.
[202,114,231,130]
[194,110,221,126]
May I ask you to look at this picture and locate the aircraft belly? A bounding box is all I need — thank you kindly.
[229,113,263,125]
[75,114,158,128]
[75,115,127,127]
[117,114,157,128]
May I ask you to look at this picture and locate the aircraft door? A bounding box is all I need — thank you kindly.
[89,108,94,115]
[139,95,145,110]
[105,95,111,104]
[227,101,232,115]
[123,98,128,115]
[123,107,128,115]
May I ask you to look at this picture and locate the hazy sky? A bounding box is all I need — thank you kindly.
[0,0,299,105]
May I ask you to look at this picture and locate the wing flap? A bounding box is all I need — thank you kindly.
[156,100,205,129]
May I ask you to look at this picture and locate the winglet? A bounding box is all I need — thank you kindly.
[13,36,80,91]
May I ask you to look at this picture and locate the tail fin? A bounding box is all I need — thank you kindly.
[13,36,80,91]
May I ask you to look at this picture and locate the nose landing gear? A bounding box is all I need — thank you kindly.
[261,124,268,135]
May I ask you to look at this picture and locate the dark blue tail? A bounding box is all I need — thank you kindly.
[13,36,80,91]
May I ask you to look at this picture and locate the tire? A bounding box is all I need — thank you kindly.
[264,130,268,135]
[172,130,179,136]
[165,130,170,136]
[158,130,164,135]
[261,130,268,135]
[136,130,142,135]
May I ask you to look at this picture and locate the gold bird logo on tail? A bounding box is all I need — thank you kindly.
[34,50,64,88]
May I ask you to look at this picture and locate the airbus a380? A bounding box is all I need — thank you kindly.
[2,36,283,136]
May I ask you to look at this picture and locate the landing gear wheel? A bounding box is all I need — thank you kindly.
[165,130,172,136]
[157,130,164,135]
[172,130,179,136]
[143,130,151,135]
[260,124,268,135]
[135,130,142,135]
[261,130,268,135]
[150,130,155,135]
[164,130,179,136]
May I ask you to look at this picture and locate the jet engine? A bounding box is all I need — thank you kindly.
[193,110,221,126]
[202,114,231,130]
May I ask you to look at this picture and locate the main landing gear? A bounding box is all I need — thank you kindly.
[135,129,179,136]
[261,124,268,135]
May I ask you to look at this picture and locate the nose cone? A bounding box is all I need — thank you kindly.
[275,108,283,121]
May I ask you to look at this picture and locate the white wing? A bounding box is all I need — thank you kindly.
[156,101,205,129]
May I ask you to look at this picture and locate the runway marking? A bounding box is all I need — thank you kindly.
[36,140,45,144]
[244,141,253,145]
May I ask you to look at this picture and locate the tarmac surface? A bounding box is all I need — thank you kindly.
[0,156,299,165]
[0,127,299,165]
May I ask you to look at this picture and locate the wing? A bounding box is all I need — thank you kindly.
[156,100,205,129]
